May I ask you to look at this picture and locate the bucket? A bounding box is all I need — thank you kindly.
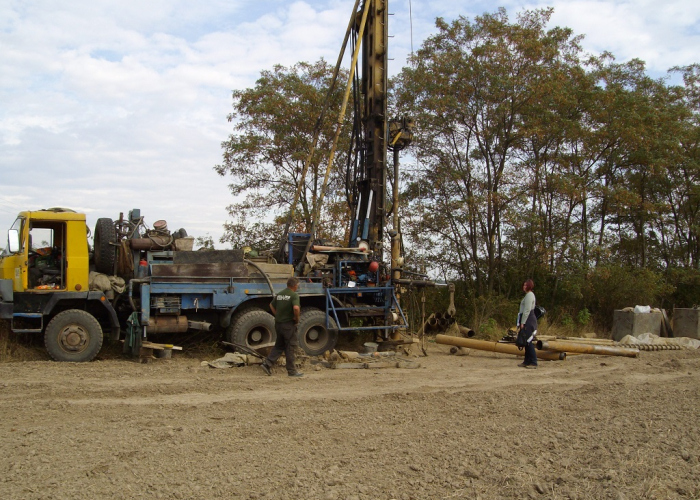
[173,237,194,251]
[156,348,172,359]
[363,342,378,353]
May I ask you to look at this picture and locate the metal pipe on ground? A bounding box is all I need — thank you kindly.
[415,313,435,338]
[537,340,639,358]
[458,326,476,338]
[552,337,617,345]
[435,334,565,361]
[449,346,470,356]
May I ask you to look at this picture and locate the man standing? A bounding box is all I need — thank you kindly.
[261,276,304,377]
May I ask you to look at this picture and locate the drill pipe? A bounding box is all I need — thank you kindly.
[458,326,476,338]
[536,340,639,358]
[435,334,565,361]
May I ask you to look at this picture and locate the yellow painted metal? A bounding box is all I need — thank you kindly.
[537,340,639,358]
[435,334,565,361]
[298,0,372,264]
[0,210,89,292]
[282,0,361,239]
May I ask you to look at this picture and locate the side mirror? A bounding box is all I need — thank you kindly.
[8,229,20,253]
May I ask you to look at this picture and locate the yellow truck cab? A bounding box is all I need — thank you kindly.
[1,209,89,292]
[0,208,120,361]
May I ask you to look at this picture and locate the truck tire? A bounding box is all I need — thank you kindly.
[94,218,117,275]
[226,308,275,349]
[298,308,338,356]
[44,309,104,362]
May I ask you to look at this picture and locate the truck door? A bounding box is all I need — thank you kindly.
[27,222,66,290]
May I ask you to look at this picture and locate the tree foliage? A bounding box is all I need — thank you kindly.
[216,9,699,332]
[392,8,700,329]
[215,60,353,249]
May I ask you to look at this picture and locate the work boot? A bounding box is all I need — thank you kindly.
[288,371,304,378]
[261,361,272,376]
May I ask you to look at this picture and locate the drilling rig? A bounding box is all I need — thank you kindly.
[0,0,430,362]
[275,0,425,351]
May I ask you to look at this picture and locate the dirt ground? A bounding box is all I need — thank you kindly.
[0,337,699,500]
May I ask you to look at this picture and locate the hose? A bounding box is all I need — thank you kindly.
[221,259,277,329]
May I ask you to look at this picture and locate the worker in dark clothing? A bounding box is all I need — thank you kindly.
[261,276,304,377]
[517,279,538,369]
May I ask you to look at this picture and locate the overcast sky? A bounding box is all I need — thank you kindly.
[1,0,698,248]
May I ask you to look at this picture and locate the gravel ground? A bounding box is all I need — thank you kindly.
[0,339,699,500]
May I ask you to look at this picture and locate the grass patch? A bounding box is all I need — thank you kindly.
[0,320,49,362]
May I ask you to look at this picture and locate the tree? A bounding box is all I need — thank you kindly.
[394,8,585,295]
[215,60,352,249]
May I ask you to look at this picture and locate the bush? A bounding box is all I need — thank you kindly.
[583,266,673,330]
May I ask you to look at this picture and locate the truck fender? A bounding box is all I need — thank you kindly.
[41,291,121,341]
[220,307,237,329]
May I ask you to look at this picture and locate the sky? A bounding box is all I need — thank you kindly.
[1,0,699,249]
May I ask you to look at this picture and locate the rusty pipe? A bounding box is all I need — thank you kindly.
[435,334,565,361]
[147,316,189,333]
[537,340,639,358]
[129,236,173,250]
[187,320,213,331]
[415,314,435,338]
[458,326,476,338]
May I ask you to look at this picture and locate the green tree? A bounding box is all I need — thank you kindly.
[394,8,585,295]
[215,60,352,248]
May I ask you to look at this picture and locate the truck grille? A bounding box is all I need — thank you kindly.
[151,296,181,314]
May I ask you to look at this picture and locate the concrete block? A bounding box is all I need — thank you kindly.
[611,309,662,341]
[672,308,700,339]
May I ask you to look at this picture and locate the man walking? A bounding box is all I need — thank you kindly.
[261,276,304,377]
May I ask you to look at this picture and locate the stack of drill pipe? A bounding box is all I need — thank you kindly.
[415,313,435,338]
[536,340,639,358]
[435,334,565,361]
[427,316,439,330]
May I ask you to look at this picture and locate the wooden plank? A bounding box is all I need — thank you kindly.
[142,341,183,351]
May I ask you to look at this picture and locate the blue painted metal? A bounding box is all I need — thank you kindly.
[324,285,406,335]
[140,284,150,323]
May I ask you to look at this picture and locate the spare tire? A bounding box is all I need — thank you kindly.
[94,218,117,275]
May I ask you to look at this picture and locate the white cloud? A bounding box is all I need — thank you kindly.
[0,0,698,247]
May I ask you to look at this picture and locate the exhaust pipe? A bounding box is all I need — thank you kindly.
[188,320,213,332]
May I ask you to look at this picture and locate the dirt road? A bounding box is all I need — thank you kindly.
[0,341,698,500]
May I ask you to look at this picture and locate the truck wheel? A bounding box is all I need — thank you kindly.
[227,309,275,349]
[44,309,104,362]
[94,218,117,275]
[298,308,338,356]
